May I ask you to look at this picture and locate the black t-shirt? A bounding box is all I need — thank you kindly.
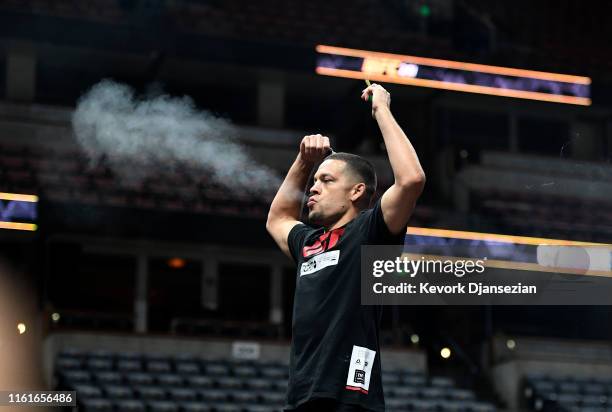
[285,198,407,412]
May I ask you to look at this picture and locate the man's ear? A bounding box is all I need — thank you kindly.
[350,183,367,203]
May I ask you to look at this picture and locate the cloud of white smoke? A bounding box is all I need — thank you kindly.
[71,80,281,198]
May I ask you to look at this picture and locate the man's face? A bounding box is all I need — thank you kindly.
[307,159,358,225]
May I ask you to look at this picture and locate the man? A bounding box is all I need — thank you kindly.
[266,83,425,412]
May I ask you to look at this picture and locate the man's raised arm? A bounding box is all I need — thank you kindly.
[361,83,426,235]
[266,134,331,258]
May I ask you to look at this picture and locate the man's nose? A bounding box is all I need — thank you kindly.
[309,182,321,195]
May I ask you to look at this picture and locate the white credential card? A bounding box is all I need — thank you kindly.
[346,344,376,392]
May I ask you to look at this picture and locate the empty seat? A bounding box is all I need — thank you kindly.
[245,406,279,412]
[104,385,133,399]
[147,360,172,373]
[200,389,230,402]
[186,376,214,388]
[115,399,146,412]
[180,402,212,412]
[583,383,606,395]
[231,390,258,404]
[402,374,427,386]
[205,364,230,376]
[210,403,242,412]
[271,379,288,391]
[469,402,496,412]
[581,394,606,407]
[386,398,409,410]
[391,386,419,398]
[431,376,455,388]
[168,388,198,402]
[126,372,155,386]
[80,398,113,412]
[245,379,275,391]
[260,391,285,405]
[217,377,243,389]
[233,365,258,378]
[74,384,103,399]
[557,393,581,405]
[448,389,476,401]
[529,380,556,395]
[382,373,401,384]
[394,367,423,375]
[176,362,200,375]
[117,351,142,361]
[439,400,469,412]
[86,358,113,371]
[134,386,166,400]
[95,371,122,385]
[157,374,183,387]
[410,399,437,412]
[260,367,287,379]
[421,387,446,398]
[117,359,142,372]
[56,356,82,370]
[59,370,91,384]
[559,382,581,393]
[383,384,397,397]
[575,407,608,412]
[148,400,179,412]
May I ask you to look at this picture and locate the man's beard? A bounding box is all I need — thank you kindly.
[308,209,324,225]
[308,204,340,227]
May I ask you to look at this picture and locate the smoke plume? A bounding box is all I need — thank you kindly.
[72,80,281,198]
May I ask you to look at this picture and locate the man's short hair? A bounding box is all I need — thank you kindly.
[325,152,377,206]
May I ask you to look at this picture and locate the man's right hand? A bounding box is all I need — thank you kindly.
[300,134,332,164]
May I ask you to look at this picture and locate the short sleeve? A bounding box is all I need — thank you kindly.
[358,198,407,245]
[287,223,314,263]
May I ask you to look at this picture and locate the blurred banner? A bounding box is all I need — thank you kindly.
[0,192,38,231]
[316,45,591,106]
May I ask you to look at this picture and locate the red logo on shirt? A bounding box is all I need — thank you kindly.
[302,227,345,258]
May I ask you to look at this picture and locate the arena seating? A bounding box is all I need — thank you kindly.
[523,374,612,412]
[0,141,434,227]
[54,349,496,412]
[56,349,289,412]
[465,0,612,73]
[2,0,609,77]
[0,0,125,22]
[0,142,272,218]
[470,187,612,243]
[457,150,612,243]
[0,0,453,61]
[5,139,608,243]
